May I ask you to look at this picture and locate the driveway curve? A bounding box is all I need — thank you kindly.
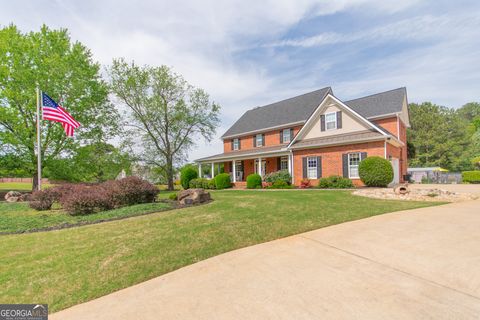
[52,197,480,319]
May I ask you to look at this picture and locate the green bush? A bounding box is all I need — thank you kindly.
[267,180,293,189]
[264,170,291,184]
[168,193,178,200]
[214,173,231,189]
[208,179,216,189]
[318,175,354,189]
[462,171,480,184]
[358,156,393,187]
[180,165,198,189]
[246,173,262,189]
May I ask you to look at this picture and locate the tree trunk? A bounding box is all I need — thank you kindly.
[32,170,39,191]
[166,157,174,191]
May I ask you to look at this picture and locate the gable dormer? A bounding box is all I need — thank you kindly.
[296,94,383,142]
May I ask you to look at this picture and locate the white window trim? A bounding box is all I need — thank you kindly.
[348,153,361,179]
[233,138,239,150]
[282,129,291,143]
[307,156,318,179]
[256,134,263,147]
[280,156,288,170]
[325,112,337,131]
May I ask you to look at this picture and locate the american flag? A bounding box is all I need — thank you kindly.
[41,92,81,137]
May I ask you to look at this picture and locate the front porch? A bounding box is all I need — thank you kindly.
[196,148,293,186]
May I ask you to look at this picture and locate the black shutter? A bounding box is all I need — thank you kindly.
[317,156,322,178]
[277,157,281,170]
[337,111,342,129]
[280,130,283,143]
[262,134,265,146]
[302,157,307,178]
[342,154,349,178]
[231,139,234,150]
[360,152,367,161]
[290,128,294,141]
[238,138,241,150]
[320,114,326,132]
[253,135,256,147]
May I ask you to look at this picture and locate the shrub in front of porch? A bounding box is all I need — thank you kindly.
[246,174,262,189]
[214,173,231,189]
[267,180,293,189]
[358,156,393,187]
[264,170,292,185]
[189,178,216,189]
[180,165,198,189]
[318,175,354,189]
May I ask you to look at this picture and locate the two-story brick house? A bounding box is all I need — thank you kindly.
[196,87,409,187]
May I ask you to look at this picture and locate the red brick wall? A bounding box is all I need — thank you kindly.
[223,125,302,153]
[292,141,385,187]
[373,117,398,138]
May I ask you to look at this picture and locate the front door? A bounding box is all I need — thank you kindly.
[235,161,244,181]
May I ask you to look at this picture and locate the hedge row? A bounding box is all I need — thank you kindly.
[462,171,480,184]
[29,177,159,215]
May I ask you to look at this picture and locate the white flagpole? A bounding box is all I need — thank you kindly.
[36,87,42,191]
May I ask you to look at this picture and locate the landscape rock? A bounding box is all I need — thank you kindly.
[393,184,410,195]
[353,187,477,202]
[177,188,211,205]
[5,191,23,202]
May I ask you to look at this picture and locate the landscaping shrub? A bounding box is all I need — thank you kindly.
[214,173,231,189]
[189,178,210,189]
[358,156,393,187]
[169,193,178,201]
[267,180,293,189]
[29,188,57,211]
[264,170,291,185]
[208,179,216,189]
[111,176,159,206]
[318,175,354,189]
[61,186,113,215]
[462,171,480,184]
[180,165,198,189]
[300,178,311,188]
[246,173,262,189]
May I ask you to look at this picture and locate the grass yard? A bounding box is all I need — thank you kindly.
[0,201,173,233]
[0,182,55,191]
[0,190,443,312]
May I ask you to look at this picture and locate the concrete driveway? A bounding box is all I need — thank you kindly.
[52,195,480,319]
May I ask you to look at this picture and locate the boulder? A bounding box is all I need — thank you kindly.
[177,188,211,205]
[5,191,23,202]
[393,184,410,195]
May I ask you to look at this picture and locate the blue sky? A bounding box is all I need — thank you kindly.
[1,0,480,160]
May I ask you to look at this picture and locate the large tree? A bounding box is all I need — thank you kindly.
[109,59,220,190]
[0,25,119,190]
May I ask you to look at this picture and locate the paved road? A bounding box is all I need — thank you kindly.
[52,196,480,319]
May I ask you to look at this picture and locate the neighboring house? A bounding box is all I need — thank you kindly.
[196,87,409,187]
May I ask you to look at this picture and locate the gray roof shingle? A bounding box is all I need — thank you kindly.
[344,87,406,118]
[222,87,407,138]
[221,87,332,138]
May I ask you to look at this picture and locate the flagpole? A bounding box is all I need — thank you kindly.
[36,87,42,191]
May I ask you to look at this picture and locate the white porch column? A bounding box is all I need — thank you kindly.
[289,152,294,184]
[211,162,215,179]
[198,163,202,178]
[232,160,236,183]
[258,157,262,177]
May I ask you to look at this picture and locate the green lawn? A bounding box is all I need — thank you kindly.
[0,190,443,312]
[0,182,55,191]
[0,201,173,233]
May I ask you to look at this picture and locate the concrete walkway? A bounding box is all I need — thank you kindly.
[52,197,480,319]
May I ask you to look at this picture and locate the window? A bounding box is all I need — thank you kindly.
[280,156,289,170]
[348,153,361,178]
[325,112,337,130]
[233,138,239,150]
[307,157,318,179]
[256,134,263,147]
[282,129,291,143]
